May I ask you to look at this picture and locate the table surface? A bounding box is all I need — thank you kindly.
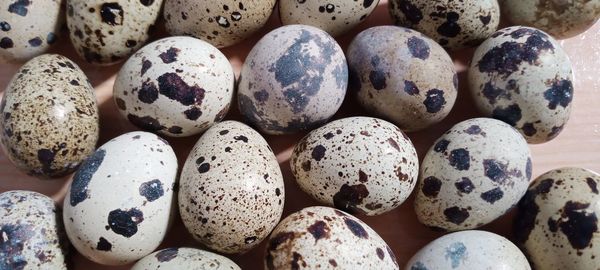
[1,1,599,269]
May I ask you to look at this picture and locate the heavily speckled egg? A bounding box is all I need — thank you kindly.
[415,118,532,231]
[237,24,348,135]
[113,36,234,137]
[406,230,530,270]
[389,0,500,50]
[179,121,284,254]
[131,247,241,270]
[468,26,574,144]
[265,206,399,269]
[279,0,380,37]
[347,26,457,132]
[164,0,276,48]
[63,131,178,265]
[291,117,419,216]
[67,0,163,65]
[515,167,600,269]
[0,54,99,178]
[0,0,64,63]
[0,190,69,269]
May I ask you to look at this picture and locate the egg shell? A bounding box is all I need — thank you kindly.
[179,120,284,254]
[388,0,500,50]
[237,24,348,135]
[468,26,574,144]
[279,0,380,37]
[63,131,178,265]
[0,0,64,63]
[347,26,458,132]
[114,36,234,137]
[66,0,163,65]
[131,247,241,270]
[406,230,530,270]
[0,54,99,178]
[415,118,532,231]
[164,0,276,48]
[515,167,600,269]
[0,190,69,269]
[290,117,419,216]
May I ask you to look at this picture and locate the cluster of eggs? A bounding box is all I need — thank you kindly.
[0,0,598,269]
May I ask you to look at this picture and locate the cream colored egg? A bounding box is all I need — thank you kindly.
[131,247,240,270]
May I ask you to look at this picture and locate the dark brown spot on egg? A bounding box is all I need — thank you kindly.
[157,73,205,106]
[138,80,159,104]
[358,170,368,183]
[449,148,470,171]
[307,220,330,241]
[423,89,445,113]
[480,187,504,204]
[141,59,152,75]
[100,3,123,26]
[333,184,369,214]
[96,237,112,251]
[422,176,442,198]
[107,208,144,237]
[587,178,598,194]
[395,0,423,24]
[311,145,326,161]
[455,177,474,194]
[155,247,178,262]
[184,107,202,120]
[407,36,430,60]
[159,47,180,64]
[444,207,470,225]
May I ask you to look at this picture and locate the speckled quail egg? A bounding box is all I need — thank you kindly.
[113,36,234,137]
[406,230,530,270]
[515,167,600,269]
[502,0,600,39]
[0,190,69,269]
[238,24,348,135]
[179,121,284,254]
[0,0,64,63]
[415,118,532,231]
[67,0,163,65]
[468,26,574,144]
[279,0,380,37]
[164,0,276,48]
[0,54,99,178]
[389,0,500,50]
[265,206,399,269]
[63,131,178,265]
[290,117,419,216]
[347,26,457,132]
[131,247,241,270]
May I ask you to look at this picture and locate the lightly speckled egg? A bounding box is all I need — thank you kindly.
[0,190,69,269]
[164,0,276,48]
[406,230,530,270]
[347,26,457,132]
[265,206,399,269]
[0,54,99,178]
[179,121,284,254]
[279,0,380,37]
[389,0,500,50]
[468,26,574,144]
[290,117,419,216]
[515,167,600,269]
[131,247,241,270]
[0,0,64,63]
[67,0,163,65]
[63,131,178,265]
[237,24,348,135]
[415,118,532,231]
[114,36,234,137]
[502,0,600,39]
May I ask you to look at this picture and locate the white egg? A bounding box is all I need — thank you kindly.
[131,247,240,270]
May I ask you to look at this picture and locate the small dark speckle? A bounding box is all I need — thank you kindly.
[125,39,137,48]
[155,247,178,262]
[433,139,449,153]
[343,217,369,239]
[444,207,470,224]
[140,0,154,6]
[69,80,80,86]
[244,236,257,244]
[587,178,598,194]
[376,247,385,260]
[464,125,481,135]
[0,21,11,31]
[0,37,14,49]
[141,59,152,75]
[159,47,180,64]
[28,37,42,47]
[234,135,248,143]
[480,187,504,204]
[198,163,210,173]
[521,123,537,137]
[479,14,492,25]
[311,145,326,161]
[219,130,229,135]
[184,107,202,120]
[96,237,112,251]
[404,80,419,95]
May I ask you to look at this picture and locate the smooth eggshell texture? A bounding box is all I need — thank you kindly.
[131,247,240,270]
[468,26,574,144]
[237,24,348,135]
[415,118,532,231]
[515,167,600,269]
[0,190,68,269]
[347,26,457,132]
[114,36,234,137]
[290,117,419,216]
[0,54,99,178]
[63,131,178,265]
[179,121,284,254]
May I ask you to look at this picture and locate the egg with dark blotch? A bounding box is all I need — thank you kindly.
[347,26,457,132]
[237,24,348,135]
[468,26,574,144]
[131,247,241,270]
[66,0,164,65]
[0,54,99,179]
[515,167,600,269]
[114,36,234,137]
[415,118,532,231]
[0,190,69,270]
[291,117,419,216]
[179,121,284,254]
[63,131,178,265]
